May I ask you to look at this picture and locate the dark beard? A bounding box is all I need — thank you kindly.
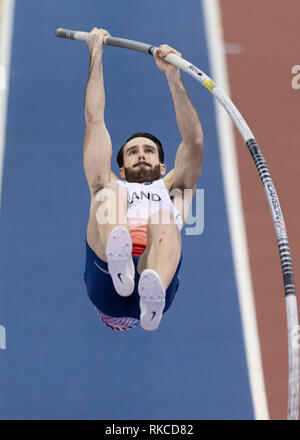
[124,164,162,183]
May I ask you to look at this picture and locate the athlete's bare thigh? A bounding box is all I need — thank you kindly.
[86,182,129,261]
[137,209,182,275]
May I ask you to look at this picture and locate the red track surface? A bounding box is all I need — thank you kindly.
[220,0,300,419]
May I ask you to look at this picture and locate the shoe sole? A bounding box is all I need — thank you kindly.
[106,226,135,297]
[138,269,166,331]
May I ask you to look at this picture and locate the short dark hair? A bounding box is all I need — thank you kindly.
[117,132,165,167]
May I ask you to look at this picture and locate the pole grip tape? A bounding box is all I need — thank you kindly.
[56,28,76,40]
[56,29,155,55]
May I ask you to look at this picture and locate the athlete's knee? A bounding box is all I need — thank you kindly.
[147,210,179,241]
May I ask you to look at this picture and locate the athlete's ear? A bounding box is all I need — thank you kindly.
[160,163,166,176]
[119,167,125,179]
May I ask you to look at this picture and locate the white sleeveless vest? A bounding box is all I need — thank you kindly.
[117,179,183,231]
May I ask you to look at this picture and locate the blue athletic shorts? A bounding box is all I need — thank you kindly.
[84,240,182,320]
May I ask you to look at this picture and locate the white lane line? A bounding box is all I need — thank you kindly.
[201,0,269,420]
[0,0,15,207]
[0,65,6,89]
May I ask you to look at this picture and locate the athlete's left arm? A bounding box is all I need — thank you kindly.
[167,71,203,191]
[154,45,204,191]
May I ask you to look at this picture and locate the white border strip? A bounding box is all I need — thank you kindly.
[0,0,15,206]
[202,0,269,420]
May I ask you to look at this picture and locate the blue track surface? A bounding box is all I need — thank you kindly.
[0,0,254,419]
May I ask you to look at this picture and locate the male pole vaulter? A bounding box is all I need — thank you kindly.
[83,28,203,331]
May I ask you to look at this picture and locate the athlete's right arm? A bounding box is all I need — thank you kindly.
[83,28,118,196]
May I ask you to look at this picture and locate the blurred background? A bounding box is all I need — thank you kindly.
[0,0,298,420]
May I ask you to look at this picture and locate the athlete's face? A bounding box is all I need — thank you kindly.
[119,137,166,183]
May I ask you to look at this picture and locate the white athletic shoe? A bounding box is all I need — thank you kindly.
[106,226,135,297]
[138,269,166,331]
